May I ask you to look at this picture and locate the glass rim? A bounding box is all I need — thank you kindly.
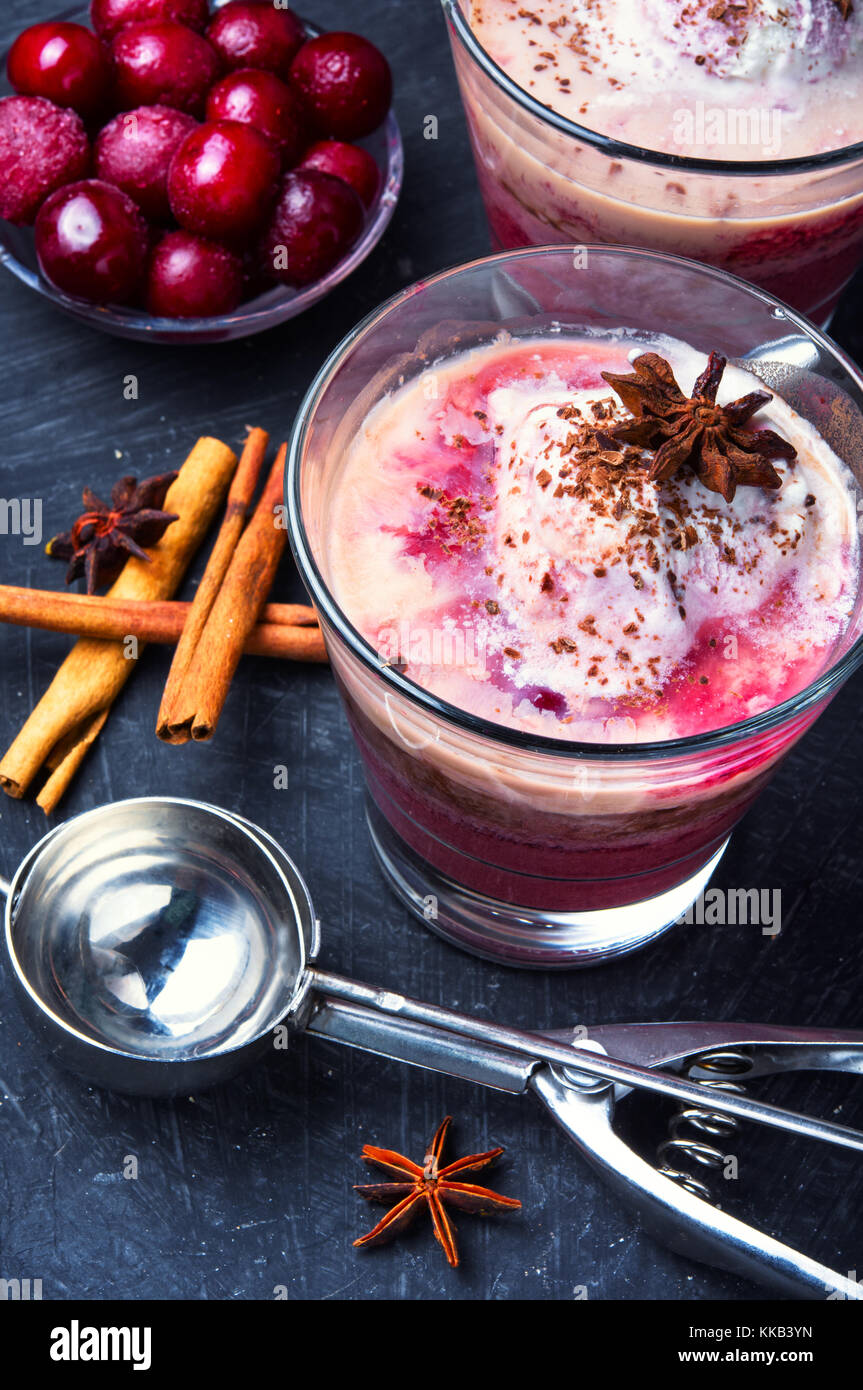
[440,0,863,179]
[286,243,863,765]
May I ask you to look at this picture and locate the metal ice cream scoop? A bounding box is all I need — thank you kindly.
[2,796,861,1299]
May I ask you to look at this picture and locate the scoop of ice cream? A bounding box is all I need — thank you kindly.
[483,366,847,703]
[473,0,860,87]
[469,0,863,155]
[654,0,861,84]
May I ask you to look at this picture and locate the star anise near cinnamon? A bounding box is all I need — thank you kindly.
[600,352,796,503]
[352,1115,522,1267]
[47,472,179,594]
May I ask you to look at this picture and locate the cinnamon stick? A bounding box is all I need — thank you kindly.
[160,443,289,744]
[37,710,109,815]
[157,426,269,739]
[0,587,327,661]
[0,436,238,811]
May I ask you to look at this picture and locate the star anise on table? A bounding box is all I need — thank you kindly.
[352,1115,522,1267]
[832,0,853,21]
[46,472,179,594]
[600,351,797,503]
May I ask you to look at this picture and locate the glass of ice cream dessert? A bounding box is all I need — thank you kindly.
[287,246,863,967]
[442,0,863,324]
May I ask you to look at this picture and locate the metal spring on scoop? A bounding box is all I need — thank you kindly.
[655,1049,753,1202]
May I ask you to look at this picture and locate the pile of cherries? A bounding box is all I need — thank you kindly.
[0,0,392,318]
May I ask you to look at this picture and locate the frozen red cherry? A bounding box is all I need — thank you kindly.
[7,22,112,121]
[168,119,280,243]
[0,96,90,226]
[206,68,308,167]
[111,22,220,117]
[299,140,380,207]
[95,105,197,223]
[91,0,209,41]
[289,33,392,140]
[258,169,363,288]
[35,179,149,304]
[147,229,244,317]
[206,2,305,79]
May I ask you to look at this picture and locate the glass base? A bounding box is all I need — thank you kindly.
[367,804,730,969]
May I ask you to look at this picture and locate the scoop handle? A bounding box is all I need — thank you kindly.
[307,993,537,1094]
[310,970,863,1157]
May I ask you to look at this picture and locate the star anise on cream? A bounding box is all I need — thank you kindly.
[600,352,796,503]
[832,0,853,21]
[352,1115,521,1267]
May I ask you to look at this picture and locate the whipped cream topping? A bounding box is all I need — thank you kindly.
[467,0,863,157]
[658,1,859,82]
[327,335,859,742]
[483,362,847,703]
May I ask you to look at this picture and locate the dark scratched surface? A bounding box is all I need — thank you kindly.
[0,0,862,1302]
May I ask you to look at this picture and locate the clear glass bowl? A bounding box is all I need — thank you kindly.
[287,246,863,969]
[441,0,863,327]
[0,7,403,343]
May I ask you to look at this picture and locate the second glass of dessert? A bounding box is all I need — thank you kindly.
[288,247,863,967]
[443,0,863,324]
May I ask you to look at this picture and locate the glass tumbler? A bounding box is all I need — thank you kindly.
[442,0,863,326]
[287,246,863,968]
